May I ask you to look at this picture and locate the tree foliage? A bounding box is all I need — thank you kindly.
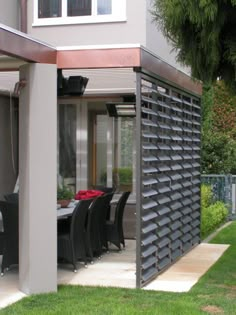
[201,81,236,174]
[152,0,236,91]
[211,81,236,138]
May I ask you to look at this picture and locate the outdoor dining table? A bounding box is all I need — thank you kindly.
[57,201,78,219]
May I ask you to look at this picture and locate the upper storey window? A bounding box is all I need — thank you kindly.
[35,0,126,26]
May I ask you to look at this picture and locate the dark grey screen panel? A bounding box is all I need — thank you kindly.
[136,71,201,288]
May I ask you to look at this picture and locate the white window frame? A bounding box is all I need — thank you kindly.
[33,0,126,26]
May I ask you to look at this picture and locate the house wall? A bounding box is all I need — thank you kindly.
[0,0,20,30]
[27,0,146,47]
[0,95,18,200]
[145,0,189,73]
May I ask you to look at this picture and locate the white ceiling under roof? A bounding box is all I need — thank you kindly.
[0,68,136,96]
[63,68,136,95]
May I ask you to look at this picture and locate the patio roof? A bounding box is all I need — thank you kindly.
[0,24,56,64]
[0,24,202,97]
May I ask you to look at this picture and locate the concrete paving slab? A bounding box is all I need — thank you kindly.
[144,243,229,292]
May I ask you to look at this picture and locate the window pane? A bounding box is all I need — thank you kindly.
[38,0,61,18]
[113,118,134,193]
[97,0,112,15]
[58,104,76,193]
[96,115,107,186]
[67,0,92,16]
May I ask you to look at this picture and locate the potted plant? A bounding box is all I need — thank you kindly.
[57,185,74,208]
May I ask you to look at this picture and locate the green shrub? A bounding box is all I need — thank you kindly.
[113,167,132,185]
[201,201,228,239]
[201,184,213,208]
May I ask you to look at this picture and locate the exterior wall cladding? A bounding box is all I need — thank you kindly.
[0,0,20,30]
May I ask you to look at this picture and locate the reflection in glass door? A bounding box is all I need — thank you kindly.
[58,104,76,193]
[89,113,107,188]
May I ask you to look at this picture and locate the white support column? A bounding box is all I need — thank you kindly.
[19,63,57,294]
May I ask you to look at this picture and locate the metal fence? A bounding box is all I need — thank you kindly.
[201,175,236,217]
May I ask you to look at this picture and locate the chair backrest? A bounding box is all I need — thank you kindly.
[4,193,19,204]
[95,186,114,194]
[70,199,93,242]
[0,201,19,266]
[114,191,130,228]
[99,192,114,242]
[87,196,105,232]
[100,192,114,222]
[0,201,18,239]
[86,195,106,253]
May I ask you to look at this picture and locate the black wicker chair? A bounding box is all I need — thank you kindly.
[105,191,130,250]
[57,198,93,272]
[99,192,114,251]
[0,201,19,275]
[86,195,107,262]
[0,210,5,255]
[0,232,5,256]
[4,193,19,204]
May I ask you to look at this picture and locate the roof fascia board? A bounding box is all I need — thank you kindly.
[140,47,202,96]
[57,47,141,69]
[0,24,57,64]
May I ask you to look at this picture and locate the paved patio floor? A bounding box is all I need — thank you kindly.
[0,240,229,309]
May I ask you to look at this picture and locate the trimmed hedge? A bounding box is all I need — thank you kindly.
[201,184,228,239]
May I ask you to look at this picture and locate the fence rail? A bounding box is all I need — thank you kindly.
[201,175,236,217]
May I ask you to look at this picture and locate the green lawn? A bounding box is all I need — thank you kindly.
[1,222,236,315]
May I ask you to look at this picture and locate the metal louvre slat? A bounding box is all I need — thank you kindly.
[142,256,157,270]
[181,216,192,225]
[182,207,192,215]
[157,206,171,216]
[143,155,158,163]
[142,200,158,210]
[143,166,158,174]
[170,211,182,221]
[141,267,158,282]
[171,183,182,190]
[142,132,158,139]
[171,240,181,250]
[170,230,182,241]
[157,217,171,227]
[192,236,200,244]
[142,188,158,198]
[141,244,157,258]
[158,175,171,183]
[142,119,158,127]
[142,222,158,234]
[172,249,182,260]
[142,234,158,246]
[158,247,170,259]
[142,95,159,106]
[142,211,158,222]
[170,220,182,231]
[158,257,171,270]
[142,143,158,150]
[158,185,171,194]
[143,178,158,186]
[191,219,200,227]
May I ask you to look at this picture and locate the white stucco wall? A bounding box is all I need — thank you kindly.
[27,0,146,47]
[0,0,20,30]
[146,0,190,73]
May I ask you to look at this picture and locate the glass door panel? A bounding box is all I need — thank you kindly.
[93,114,107,187]
[58,104,76,193]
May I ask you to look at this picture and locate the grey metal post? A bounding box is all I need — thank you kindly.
[135,70,142,288]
